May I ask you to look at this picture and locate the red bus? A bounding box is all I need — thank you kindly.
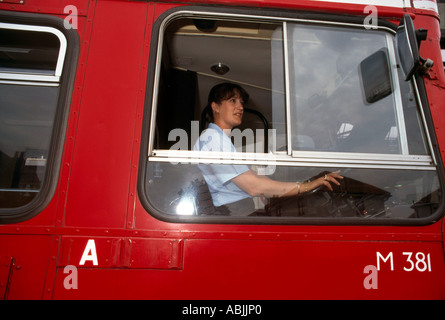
[0,0,444,300]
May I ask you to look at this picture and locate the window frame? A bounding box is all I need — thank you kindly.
[0,11,79,224]
[0,22,67,83]
[139,5,444,225]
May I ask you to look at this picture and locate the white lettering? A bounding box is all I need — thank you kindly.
[167,122,277,172]
[363,265,378,290]
[376,251,393,271]
[230,128,255,153]
[363,5,378,30]
[403,252,432,272]
[168,128,189,150]
[182,304,216,317]
[63,5,78,30]
[226,305,261,316]
[168,128,189,165]
[63,265,78,289]
[79,239,98,266]
[402,252,414,271]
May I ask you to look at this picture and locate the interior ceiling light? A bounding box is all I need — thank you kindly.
[211,62,230,75]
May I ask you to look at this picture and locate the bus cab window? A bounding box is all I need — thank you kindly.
[142,11,442,224]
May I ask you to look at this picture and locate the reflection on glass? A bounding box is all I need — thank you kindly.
[0,28,59,74]
[0,84,59,208]
[288,24,401,154]
[146,162,441,220]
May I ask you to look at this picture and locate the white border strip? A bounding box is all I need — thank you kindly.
[313,0,438,13]
[150,149,434,170]
[283,22,292,156]
[312,0,408,8]
[0,80,59,87]
[0,22,67,81]
[413,0,439,13]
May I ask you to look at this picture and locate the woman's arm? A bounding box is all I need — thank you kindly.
[232,170,343,198]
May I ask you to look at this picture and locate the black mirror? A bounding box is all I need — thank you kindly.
[360,48,393,103]
[395,14,421,81]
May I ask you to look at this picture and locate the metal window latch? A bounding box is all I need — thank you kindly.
[419,57,434,74]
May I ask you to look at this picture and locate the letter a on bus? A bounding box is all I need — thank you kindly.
[79,239,98,266]
[363,265,378,290]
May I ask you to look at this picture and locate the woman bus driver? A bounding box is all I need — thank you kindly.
[193,82,343,215]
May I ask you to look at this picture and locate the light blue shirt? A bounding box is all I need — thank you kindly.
[193,123,251,206]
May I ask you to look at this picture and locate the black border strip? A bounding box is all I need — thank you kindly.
[137,4,445,226]
[0,10,80,224]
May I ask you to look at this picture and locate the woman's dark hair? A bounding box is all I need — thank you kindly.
[204,82,249,123]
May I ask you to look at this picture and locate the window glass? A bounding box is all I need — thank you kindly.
[145,162,440,219]
[144,13,441,224]
[288,25,396,153]
[0,28,59,74]
[0,23,64,209]
[153,18,284,153]
[0,84,59,208]
[398,72,429,155]
[287,23,428,156]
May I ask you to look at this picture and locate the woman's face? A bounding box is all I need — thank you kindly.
[212,91,245,130]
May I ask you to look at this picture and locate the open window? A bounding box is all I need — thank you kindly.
[152,17,283,154]
[141,8,442,224]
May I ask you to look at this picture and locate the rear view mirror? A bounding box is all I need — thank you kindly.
[360,49,393,103]
[395,15,421,81]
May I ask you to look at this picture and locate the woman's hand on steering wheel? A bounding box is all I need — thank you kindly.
[309,170,343,193]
